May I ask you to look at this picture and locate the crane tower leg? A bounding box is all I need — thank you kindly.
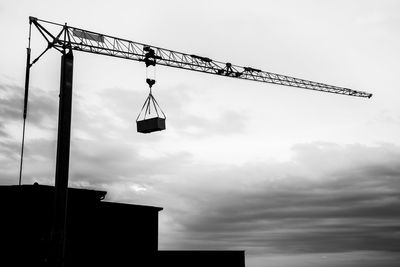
[51,50,74,267]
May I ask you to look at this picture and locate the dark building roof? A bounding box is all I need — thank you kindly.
[0,183,245,267]
[0,183,162,211]
[1,183,106,202]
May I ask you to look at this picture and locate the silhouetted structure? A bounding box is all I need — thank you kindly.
[0,184,245,266]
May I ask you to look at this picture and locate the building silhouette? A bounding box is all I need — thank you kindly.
[0,183,245,266]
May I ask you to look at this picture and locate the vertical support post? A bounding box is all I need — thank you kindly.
[23,51,32,121]
[19,47,31,186]
[52,50,74,267]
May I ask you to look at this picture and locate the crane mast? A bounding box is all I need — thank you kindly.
[21,16,372,267]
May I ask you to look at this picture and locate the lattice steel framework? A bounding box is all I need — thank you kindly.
[29,16,372,98]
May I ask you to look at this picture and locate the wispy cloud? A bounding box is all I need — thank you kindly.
[156,143,400,255]
[0,122,9,138]
[0,82,58,184]
[0,83,57,127]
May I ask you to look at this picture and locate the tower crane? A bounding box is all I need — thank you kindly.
[20,16,372,267]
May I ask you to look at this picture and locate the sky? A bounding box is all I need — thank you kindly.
[1,0,400,266]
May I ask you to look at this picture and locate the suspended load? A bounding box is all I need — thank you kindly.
[136,79,166,133]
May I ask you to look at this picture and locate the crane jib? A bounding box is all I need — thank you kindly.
[28,16,373,99]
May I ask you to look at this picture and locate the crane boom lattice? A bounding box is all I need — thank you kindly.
[29,16,372,98]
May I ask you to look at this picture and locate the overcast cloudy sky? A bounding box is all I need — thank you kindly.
[1,0,400,266]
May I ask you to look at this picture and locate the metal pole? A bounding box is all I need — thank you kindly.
[52,50,74,267]
[19,48,31,186]
[19,19,33,186]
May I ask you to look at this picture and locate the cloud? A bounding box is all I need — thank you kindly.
[68,137,193,185]
[156,143,400,255]
[0,83,22,121]
[0,83,57,128]
[0,122,9,137]
[0,82,58,185]
[171,110,248,137]
[247,251,400,267]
